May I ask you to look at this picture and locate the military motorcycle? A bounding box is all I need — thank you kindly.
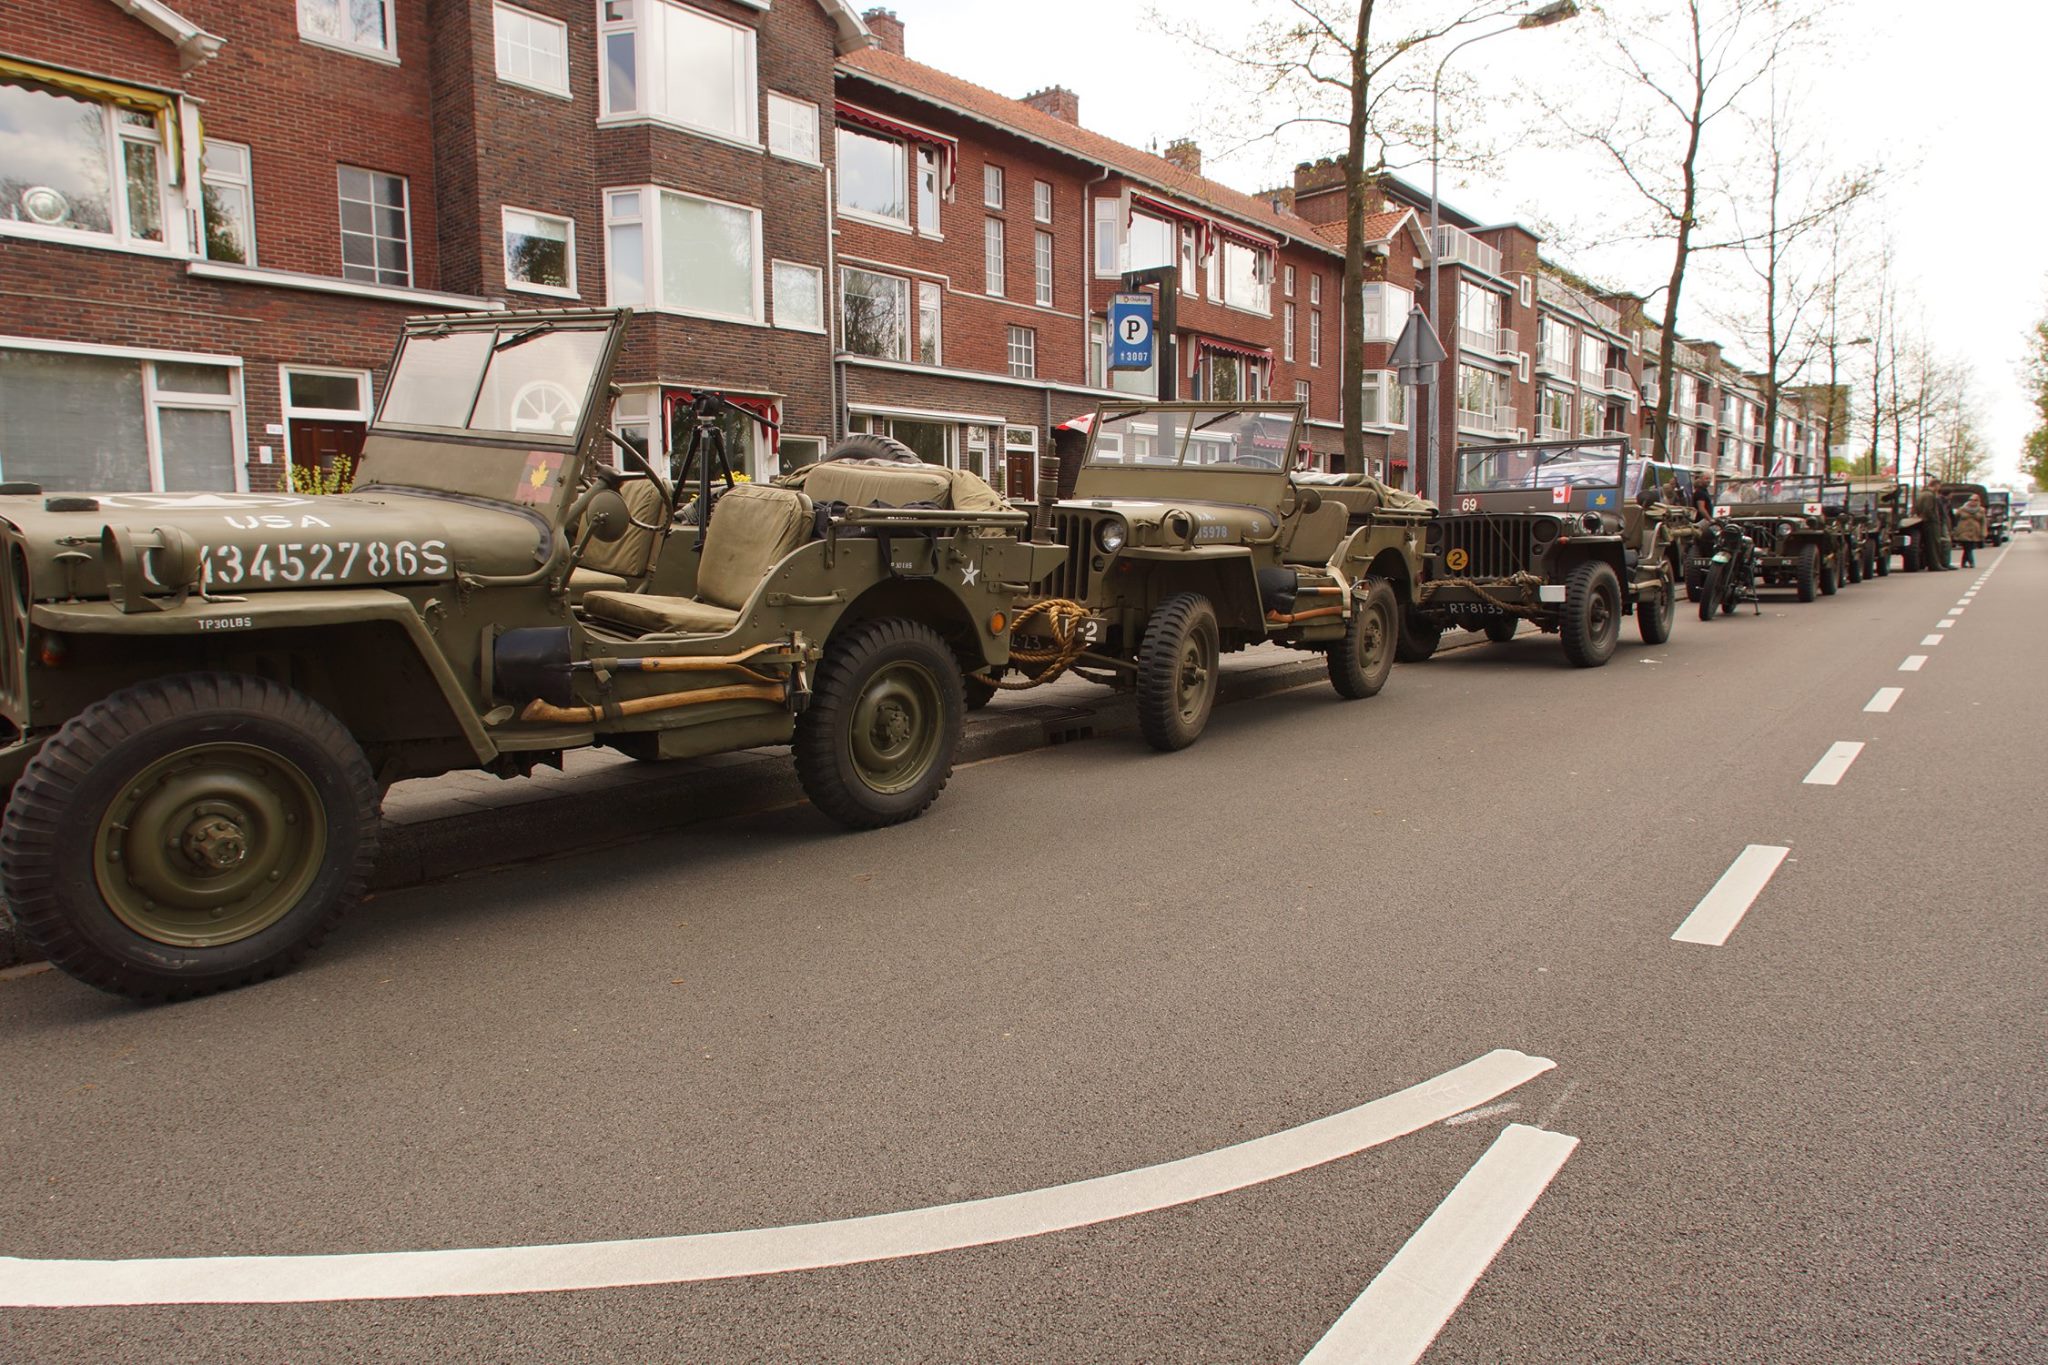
[1695,518,1762,620]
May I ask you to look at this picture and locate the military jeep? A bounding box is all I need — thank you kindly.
[1406,438,1681,668]
[1842,481,1900,580]
[1007,401,1429,750]
[0,307,1063,1001]
[1709,475,1847,601]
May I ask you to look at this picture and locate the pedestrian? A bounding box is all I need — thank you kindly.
[1913,479,1950,570]
[1954,494,1987,567]
[1690,467,1717,522]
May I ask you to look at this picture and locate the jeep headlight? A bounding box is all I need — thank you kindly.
[1095,519,1127,553]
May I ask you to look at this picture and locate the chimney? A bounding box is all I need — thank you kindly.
[862,7,904,56]
[1292,156,1346,196]
[1162,138,1201,176]
[1022,85,1080,125]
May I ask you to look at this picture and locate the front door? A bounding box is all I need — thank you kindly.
[288,419,366,489]
[1005,448,1036,501]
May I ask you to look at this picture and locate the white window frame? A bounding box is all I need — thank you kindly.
[835,124,910,228]
[1034,229,1054,306]
[1516,351,1530,384]
[337,166,412,287]
[767,92,821,164]
[494,3,570,97]
[0,91,178,255]
[1088,317,1106,387]
[1007,325,1036,379]
[501,206,578,298]
[1360,370,1406,429]
[2,341,251,493]
[595,0,761,148]
[279,364,373,478]
[1032,179,1052,223]
[602,183,764,324]
[1359,282,1413,345]
[983,163,1005,209]
[1284,264,1296,297]
[917,279,942,365]
[1283,302,1296,363]
[1309,273,1321,306]
[1309,310,1322,369]
[1217,239,1272,316]
[299,0,398,62]
[1518,275,1534,307]
[1092,197,1118,277]
[771,258,825,334]
[1295,379,1309,406]
[839,265,911,360]
[984,217,1005,297]
[199,138,256,266]
[916,146,942,237]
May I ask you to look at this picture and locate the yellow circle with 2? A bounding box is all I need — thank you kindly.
[1445,547,1470,571]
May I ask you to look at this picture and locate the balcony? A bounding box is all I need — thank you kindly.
[1538,418,1570,439]
[1432,224,1502,277]
[1457,402,1517,435]
[1693,403,1715,424]
[1605,366,1633,393]
[1536,346,1570,375]
[1460,324,1518,358]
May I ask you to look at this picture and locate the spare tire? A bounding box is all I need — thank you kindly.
[825,433,924,464]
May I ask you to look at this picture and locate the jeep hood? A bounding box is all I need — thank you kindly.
[0,488,551,601]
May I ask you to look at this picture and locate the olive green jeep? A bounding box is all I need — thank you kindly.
[1003,402,1430,750]
[1709,475,1848,600]
[1406,438,1683,668]
[0,307,1063,1001]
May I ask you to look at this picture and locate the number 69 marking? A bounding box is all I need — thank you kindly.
[1459,496,1479,513]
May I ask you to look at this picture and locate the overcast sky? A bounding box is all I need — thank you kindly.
[881,0,2043,489]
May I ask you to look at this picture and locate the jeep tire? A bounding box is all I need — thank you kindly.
[1637,569,1676,645]
[796,618,961,829]
[1395,607,1442,663]
[1328,578,1398,699]
[1482,615,1520,643]
[0,674,378,1002]
[1136,593,1221,751]
[1793,544,1821,601]
[1560,560,1622,668]
[1819,547,1839,596]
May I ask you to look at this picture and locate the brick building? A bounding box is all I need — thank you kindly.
[0,0,1826,500]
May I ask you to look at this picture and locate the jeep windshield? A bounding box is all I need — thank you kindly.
[1087,406,1299,470]
[1456,444,1622,496]
[1716,476,1846,509]
[376,321,610,442]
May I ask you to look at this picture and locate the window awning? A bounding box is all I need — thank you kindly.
[835,100,957,195]
[663,388,784,456]
[1214,220,1279,251]
[0,55,183,173]
[1197,337,1274,363]
[1129,192,1215,257]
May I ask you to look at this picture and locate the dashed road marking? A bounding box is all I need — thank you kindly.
[1299,1124,1579,1365]
[1920,635,1944,647]
[1936,620,1955,629]
[1899,656,1927,672]
[1802,741,1865,786]
[1672,845,1791,946]
[0,1051,1557,1308]
[1865,688,1903,713]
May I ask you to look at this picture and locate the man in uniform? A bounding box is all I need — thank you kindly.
[1914,478,1951,570]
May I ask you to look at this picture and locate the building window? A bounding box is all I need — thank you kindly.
[1309,311,1322,368]
[300,0,395,58]
[1219,240,1271,313]
[772,259,824,332]
[282,367,372,481]
[767,93,820,163]
[1034,230,1054,306]
[597,0,759,145]
[502,207,575,295]
[841,267,909,359]
[1284,264,1296,297]
[1295,379,1309,407]
[1007,325,1036,378]
[850,412,953,467]
[1125,212,1172,273]
[1309,273,1321,305]
[1460,280,1504,353]
[984,217,1005,296]
[1540,386,1570,437]
[1360,282,1413,344]
[0,79,170,249]
[1537,316,1571,372]
[1088,318,1106,387]
[1579,333,1604,384]
[0,346,242,492]
[1033,179,1052,223]
[1360,371,1406,428]
[603,185,762,322]
[1580,396,1602,436]
[836,125,907,224]
[1283,303,1296,363]
[983,163,1004,209]
[494,4,568,95]
[918,280,941,364]
[1458,364,1506,427]
[916,146,941,235]
[1093,197,1118,276]
[1205,353,1262,403]
[200,140,256,265]
[337,167,410,286]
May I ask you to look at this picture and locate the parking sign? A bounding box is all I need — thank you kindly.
[1109,293,1153,371]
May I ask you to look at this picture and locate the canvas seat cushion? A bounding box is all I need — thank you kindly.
[1280,498,1351,566]
[582,483,811,636]
[568,567,629,603]
[580,592,740,635]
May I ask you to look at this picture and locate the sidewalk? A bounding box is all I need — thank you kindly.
[10,639,1440,969]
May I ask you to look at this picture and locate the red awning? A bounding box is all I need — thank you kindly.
[835,100,957,195]
[1130,192,1216,257]
[1214,220,1278,251]
[663,389,783,456]
[1197,337,1274,363]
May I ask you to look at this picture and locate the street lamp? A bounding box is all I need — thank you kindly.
[1424,0,1579,504]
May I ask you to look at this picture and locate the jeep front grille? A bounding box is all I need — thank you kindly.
[1045,511,1095,601]
[1436,515,1535,580]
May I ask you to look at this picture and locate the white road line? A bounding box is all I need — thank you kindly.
[1865,688,1903,714]
[1935,620,1955,629]
[1920,635,1944,647]
[0,1050,1556,1308]
[1671,844,1791,946]
[1442,1102,1519,1128]
[1803,741,1866,786]
[1899,656,1927,672]
[1299,1124,1579,1365]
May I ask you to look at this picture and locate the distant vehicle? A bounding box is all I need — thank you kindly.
[1711,475,1852,601]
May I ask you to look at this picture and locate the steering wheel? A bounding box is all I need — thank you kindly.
[597,428,675,530]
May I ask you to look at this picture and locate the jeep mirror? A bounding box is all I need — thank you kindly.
[582,487,632,543]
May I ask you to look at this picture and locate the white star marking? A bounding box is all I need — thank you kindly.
[960,562,980,586]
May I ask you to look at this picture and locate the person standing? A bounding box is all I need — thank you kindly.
[1913,479,1950,570]
[1954,494,1988,567]
[1690,467,1717,522]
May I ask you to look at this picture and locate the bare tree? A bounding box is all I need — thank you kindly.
[1539,0,1815,460]
[1161,0,1531,475]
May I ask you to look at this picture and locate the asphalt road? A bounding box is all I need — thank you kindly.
[4,543,2043,1363]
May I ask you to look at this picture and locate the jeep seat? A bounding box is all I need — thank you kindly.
[583,483,812,635]
[569,478,670,603]
[1280,497,1350,566]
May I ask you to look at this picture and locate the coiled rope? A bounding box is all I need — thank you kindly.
[976,598,1093,690]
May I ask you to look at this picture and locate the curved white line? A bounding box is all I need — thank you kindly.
[1,1049,1553,1307]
